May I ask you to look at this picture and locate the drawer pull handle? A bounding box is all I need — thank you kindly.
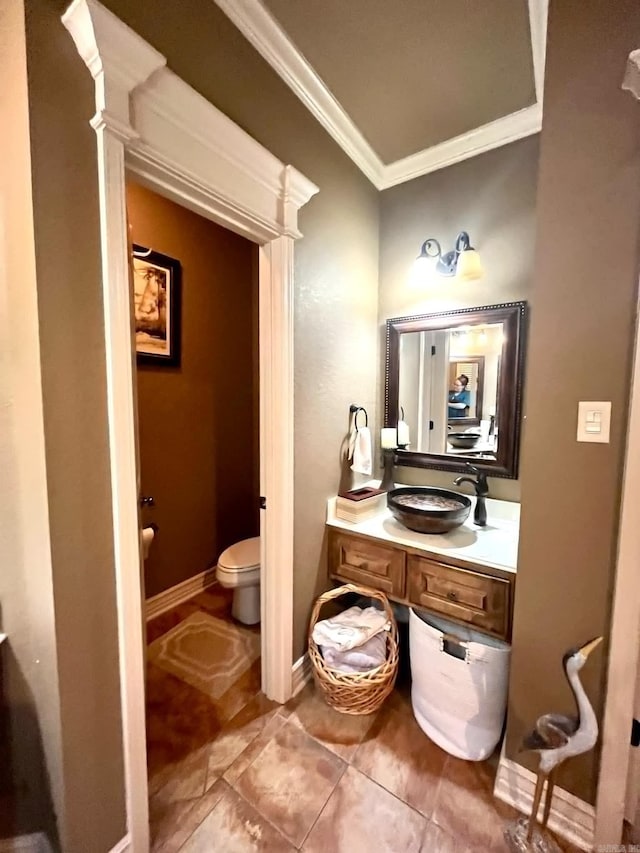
[354,560,368,571]
[447,591,458,601]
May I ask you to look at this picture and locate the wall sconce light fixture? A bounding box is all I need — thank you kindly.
[415,231,483,282]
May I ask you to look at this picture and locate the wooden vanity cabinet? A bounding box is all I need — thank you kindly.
[328,533,406,598]
[407,555,510,639]
[328,528,514,641]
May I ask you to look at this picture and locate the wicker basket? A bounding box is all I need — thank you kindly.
[308,583,399,715]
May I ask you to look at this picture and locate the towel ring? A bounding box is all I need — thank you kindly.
[349,404,368,430]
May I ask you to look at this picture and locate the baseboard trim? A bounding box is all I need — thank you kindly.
[0,834,52,853]
[494,751,595,851]
[107,835,130,853]
[292,652,312,697]
[145,569,217,622]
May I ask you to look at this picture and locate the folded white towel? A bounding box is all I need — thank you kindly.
[321,632,387,673]
[312,605,389,652]
[350,426,372,476]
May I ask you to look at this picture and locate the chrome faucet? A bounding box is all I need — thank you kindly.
[454,463,489,527]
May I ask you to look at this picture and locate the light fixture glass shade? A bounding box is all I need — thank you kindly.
[410,252,438,287]
[456,248,483,281]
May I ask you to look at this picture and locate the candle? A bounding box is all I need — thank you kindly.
[380,428,397,449]
[397,420,410,446]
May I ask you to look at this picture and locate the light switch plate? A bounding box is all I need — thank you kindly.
[577,401,611,443]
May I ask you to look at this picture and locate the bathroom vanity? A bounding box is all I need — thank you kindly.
[326,495,518,641]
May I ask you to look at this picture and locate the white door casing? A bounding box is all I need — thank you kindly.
[62,2,318,851]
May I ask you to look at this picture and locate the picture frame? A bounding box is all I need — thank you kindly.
[132,245,182,367]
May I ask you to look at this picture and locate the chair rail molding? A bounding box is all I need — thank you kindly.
[62,2,318,851]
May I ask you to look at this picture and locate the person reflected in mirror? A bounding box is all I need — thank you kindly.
[448,374,471,419]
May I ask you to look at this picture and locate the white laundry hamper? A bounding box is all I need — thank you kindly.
[409,608,510,761]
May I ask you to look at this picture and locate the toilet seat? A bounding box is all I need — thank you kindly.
[216,536,261,625]
[218,536,260,571]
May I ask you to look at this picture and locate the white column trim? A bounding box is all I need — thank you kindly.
[258,237,295,703]
[62,6,166,851]
[62,2,318,850]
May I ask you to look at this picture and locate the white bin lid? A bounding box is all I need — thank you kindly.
[218,537,261,570]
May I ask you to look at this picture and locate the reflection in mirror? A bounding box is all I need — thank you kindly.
[386,302,527,478]
[398,323,502,459]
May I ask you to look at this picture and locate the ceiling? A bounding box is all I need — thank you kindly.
[215,0,547,190]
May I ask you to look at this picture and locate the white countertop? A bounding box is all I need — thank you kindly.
[327,490,519,574]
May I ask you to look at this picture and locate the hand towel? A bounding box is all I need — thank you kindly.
[350,426,372,476]
[321,632,387,673]
[347,421,358,463]
[312,605,389,652]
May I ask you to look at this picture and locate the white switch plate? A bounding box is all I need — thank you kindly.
[577,401,611,443]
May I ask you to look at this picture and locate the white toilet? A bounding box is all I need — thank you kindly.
[216,536,261,625]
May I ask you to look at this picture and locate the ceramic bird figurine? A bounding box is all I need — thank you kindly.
[505,636,603,851]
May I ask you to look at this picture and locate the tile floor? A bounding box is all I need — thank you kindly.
[146,591,579,852]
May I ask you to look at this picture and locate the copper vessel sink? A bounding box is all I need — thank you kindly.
[387,487,471,534]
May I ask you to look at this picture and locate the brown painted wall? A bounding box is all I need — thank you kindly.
[505,0,640,803]
[127,182,258,598]
[379,136,540,501]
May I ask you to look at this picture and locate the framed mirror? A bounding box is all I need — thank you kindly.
[384,301,527,478]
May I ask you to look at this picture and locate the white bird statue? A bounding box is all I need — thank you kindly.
[505,636,603,851]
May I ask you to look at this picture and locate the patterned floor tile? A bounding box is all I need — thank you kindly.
[421,819,473,853]
[233,720,345,847]
[432,755,517,852]
[205,693,281,788]
[352,692,447,817]
[151,780,227,853]
[286,683,378,760]
[302,765,426,852]
[179,781,295,852]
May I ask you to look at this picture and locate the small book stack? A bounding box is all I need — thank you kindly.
[335,487,386,523]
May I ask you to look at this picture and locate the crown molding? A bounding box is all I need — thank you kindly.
[528,0,549,103]
[214,0,548,190]
[213,0,385,188]
[380,103,542,189]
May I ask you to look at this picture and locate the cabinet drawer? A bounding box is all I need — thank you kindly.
[329,532,405,598]
[408,555,510,638]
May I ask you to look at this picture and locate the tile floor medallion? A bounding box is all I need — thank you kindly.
[148,611,260,701]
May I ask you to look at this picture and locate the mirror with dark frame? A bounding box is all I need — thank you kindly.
[384,301,527,478]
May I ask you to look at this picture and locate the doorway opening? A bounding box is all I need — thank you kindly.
[125,180,269,835]
[63,5,318,846]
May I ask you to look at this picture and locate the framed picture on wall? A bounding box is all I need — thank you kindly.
[132,245,182,367]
